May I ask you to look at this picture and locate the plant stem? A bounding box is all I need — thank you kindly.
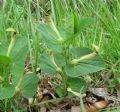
[34,36,39,71]
[15,73,24,93]
[50,0,56,25]
[61,72,68,96]
[7,32,16,56]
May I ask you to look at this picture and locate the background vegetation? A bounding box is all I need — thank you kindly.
[0,0,120,111]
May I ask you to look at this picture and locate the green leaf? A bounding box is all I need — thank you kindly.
[0,55,11,64]
[10,37,28,85]
[74,16,95,35]
[0,39,9,55]
[65,56,104,77]
[39,53,57,75]
[20,73,39,98]
[54,53,66,67]
[0,85,15,100]
[65,47,105,77]
[63,12,74,35]
[74,13,80,34]
[55,86,63,97]
[38,24,63,53]
[0,37,29,99]
[67,78,87,93]
[39,52,65,75]
[70,47,92,58]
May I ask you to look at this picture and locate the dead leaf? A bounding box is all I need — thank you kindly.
[88,88,109,99]
[93,100,109,109]
[86,100,109,112]
[71,106,82,112]
[40,107,46,112]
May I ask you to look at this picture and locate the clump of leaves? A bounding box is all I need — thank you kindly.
[0,29,39,100]
[38,13,105,97]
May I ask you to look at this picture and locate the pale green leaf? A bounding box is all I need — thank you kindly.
[0,85,15,100]
[67,78,87,93]
[38,24,63,53]
[20,73,39,98]
[54,53,66,67]
[65,47,105,77]
[39,53,56,75]
[10,37,28,85]
[65,56,105,77]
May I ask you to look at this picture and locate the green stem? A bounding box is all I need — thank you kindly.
[15,73,24,93]
[7,33,16,56]
[61,72,68,96]
[50,0,56,25]
[34,36,39,71]
[49,51,62,73]
[26,1,35,72]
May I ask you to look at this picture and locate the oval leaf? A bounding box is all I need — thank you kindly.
[20,73,39,98]
[65,56,105,77]
[67,78,87,93]
[0,85,15,100]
